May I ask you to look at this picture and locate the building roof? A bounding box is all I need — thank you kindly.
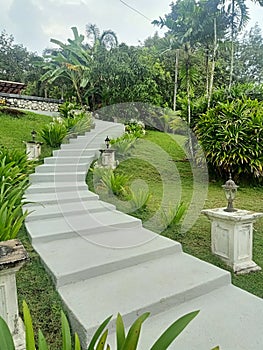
[0,80,26,94]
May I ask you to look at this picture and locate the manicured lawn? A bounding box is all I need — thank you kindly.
[0,108,52,158]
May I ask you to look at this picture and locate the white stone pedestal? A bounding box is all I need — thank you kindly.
[0,239,28,349]
[100,149,116,169]
[24,141,43,160]
[202,208,263,274]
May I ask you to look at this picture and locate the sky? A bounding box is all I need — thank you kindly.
[0,0,263,55]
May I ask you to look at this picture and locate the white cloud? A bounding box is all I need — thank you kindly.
[0,0,262,54]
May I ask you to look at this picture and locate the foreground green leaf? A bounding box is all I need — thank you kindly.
[0,316,15,350]
[150,310,199,350]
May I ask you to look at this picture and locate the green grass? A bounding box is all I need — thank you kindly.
[0,108,53,158]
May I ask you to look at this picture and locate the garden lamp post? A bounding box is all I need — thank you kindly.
[222,174,238,212]
[31,130,37,141]
[105,136,110,149]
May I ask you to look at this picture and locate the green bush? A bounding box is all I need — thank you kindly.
[196,98,263,180]
[160,202,187,230]
[58,101,81,118]
[41,119,68,148]
[128,188,151,212]
[0,148,31,241]
[101,170,130,197]
[125,119,145,137]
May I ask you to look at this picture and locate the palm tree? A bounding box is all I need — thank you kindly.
[85,24,118,51]
[225,0,263,91]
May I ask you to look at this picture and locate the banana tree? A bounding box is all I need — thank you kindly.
[41,27,91,105]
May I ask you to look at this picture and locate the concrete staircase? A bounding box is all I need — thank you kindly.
[24,119,263,350]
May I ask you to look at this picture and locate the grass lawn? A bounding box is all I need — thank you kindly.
[1,111,262,348]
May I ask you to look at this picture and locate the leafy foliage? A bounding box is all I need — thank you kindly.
[128,188,152,213]
[41,119,68,148]
[100,170,130,196]
[161,202,187,230]
[0,147,32,240]
[196,98,263,180]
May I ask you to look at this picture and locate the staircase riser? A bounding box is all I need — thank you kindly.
[36,164,89,173]
[53,246,180,288]
[25,206,113,222]
[53,149,98,157]
[29,173,86,183]
[26,184,88,194]
[29,221,142,244]
[44,157,94,164]
[25,195,98,206]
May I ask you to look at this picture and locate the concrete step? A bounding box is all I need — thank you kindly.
[33,228,182,287]
[61,141,105,150]
[128,285,263,350]
[25,182,88,194]
[25,190,98,206]
[26,210,142,243]
[44,155,95,164]
[24,199,116,222]
[52,149,98,157]
[58,252,230,346]
[35,163,89,173]
[29,172,86,183]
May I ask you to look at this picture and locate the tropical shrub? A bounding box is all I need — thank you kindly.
[41,119,68,148]
[41,107,93,147]
[128,188,151,212]
[196,98,263,180]
[59,101,81,118]
[0,301,212,350]
[110,135,136,159]
[0,148,32,240]
[100,170,130,197]
[125,119,145,137]
[161,202,187,230]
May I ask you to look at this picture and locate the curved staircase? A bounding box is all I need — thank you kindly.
[24,119,263,349]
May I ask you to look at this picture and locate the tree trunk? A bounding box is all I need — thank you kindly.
[173,49,179,111]
[208,18,218,108]
[228,0,235,92]
[72,78,83,106]
[205,44,209,99]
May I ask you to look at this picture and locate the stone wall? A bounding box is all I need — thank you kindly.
[0,92,63,112]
